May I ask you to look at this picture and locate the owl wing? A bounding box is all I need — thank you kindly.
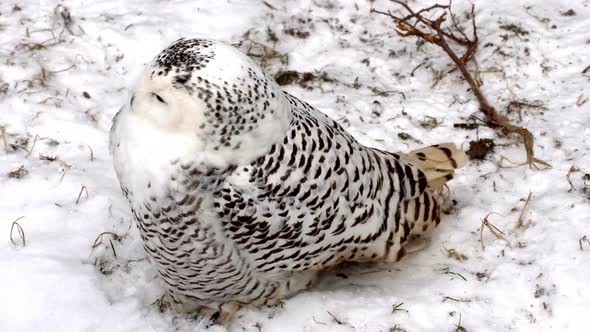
[216,93,431,273]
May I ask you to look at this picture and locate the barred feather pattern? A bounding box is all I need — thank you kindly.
[110,38,462,314]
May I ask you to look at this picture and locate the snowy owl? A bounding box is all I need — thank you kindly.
[110,38,466,319]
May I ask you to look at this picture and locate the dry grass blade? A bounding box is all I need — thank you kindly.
[54,5,76,38]
[480,212,511,250]
[441,268,467,281]
[47,56,79,74]
[358,267,390,275]
[109,240,117,258]
[87,145,95,161]
[240,32,288,70]
[89,231,121,257]
[1,127,8,152]
[10,217,26,247]
[515,192,533,230]
[444,247,467,262]
[579,235,590,251]
[312,317,327,325]
[151,294,170,313]
[91,231,121,248]
[326,311,344,325]
[565,166,590,198]
[8,165,28,179]
[567,166,580,192]
[263,1,276,10]
[443,296,471,303]
[507,99,547,121]
[372,1,550,169]
[76,185,88,204]
[24,134,40,158]
[454,313,467,332]
[392,302,408,314]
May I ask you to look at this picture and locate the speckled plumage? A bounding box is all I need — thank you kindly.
[110,38,466,317]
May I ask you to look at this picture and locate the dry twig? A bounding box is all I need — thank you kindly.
[372,1,550,169]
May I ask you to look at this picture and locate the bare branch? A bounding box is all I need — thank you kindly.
[373,1,550,169]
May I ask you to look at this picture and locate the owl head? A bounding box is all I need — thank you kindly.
[127,38,291,165]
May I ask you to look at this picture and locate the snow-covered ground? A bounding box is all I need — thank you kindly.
[1,0,589,331]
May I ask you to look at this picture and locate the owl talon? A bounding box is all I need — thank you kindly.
[201,302,241,325]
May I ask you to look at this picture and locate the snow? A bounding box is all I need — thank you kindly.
[1,0,589,331]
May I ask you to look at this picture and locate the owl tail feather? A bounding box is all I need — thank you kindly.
[402,143,467,192]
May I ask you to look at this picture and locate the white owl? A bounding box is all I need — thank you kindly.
[110,38,466,320]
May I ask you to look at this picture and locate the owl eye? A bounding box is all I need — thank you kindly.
[152,93,167,104]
